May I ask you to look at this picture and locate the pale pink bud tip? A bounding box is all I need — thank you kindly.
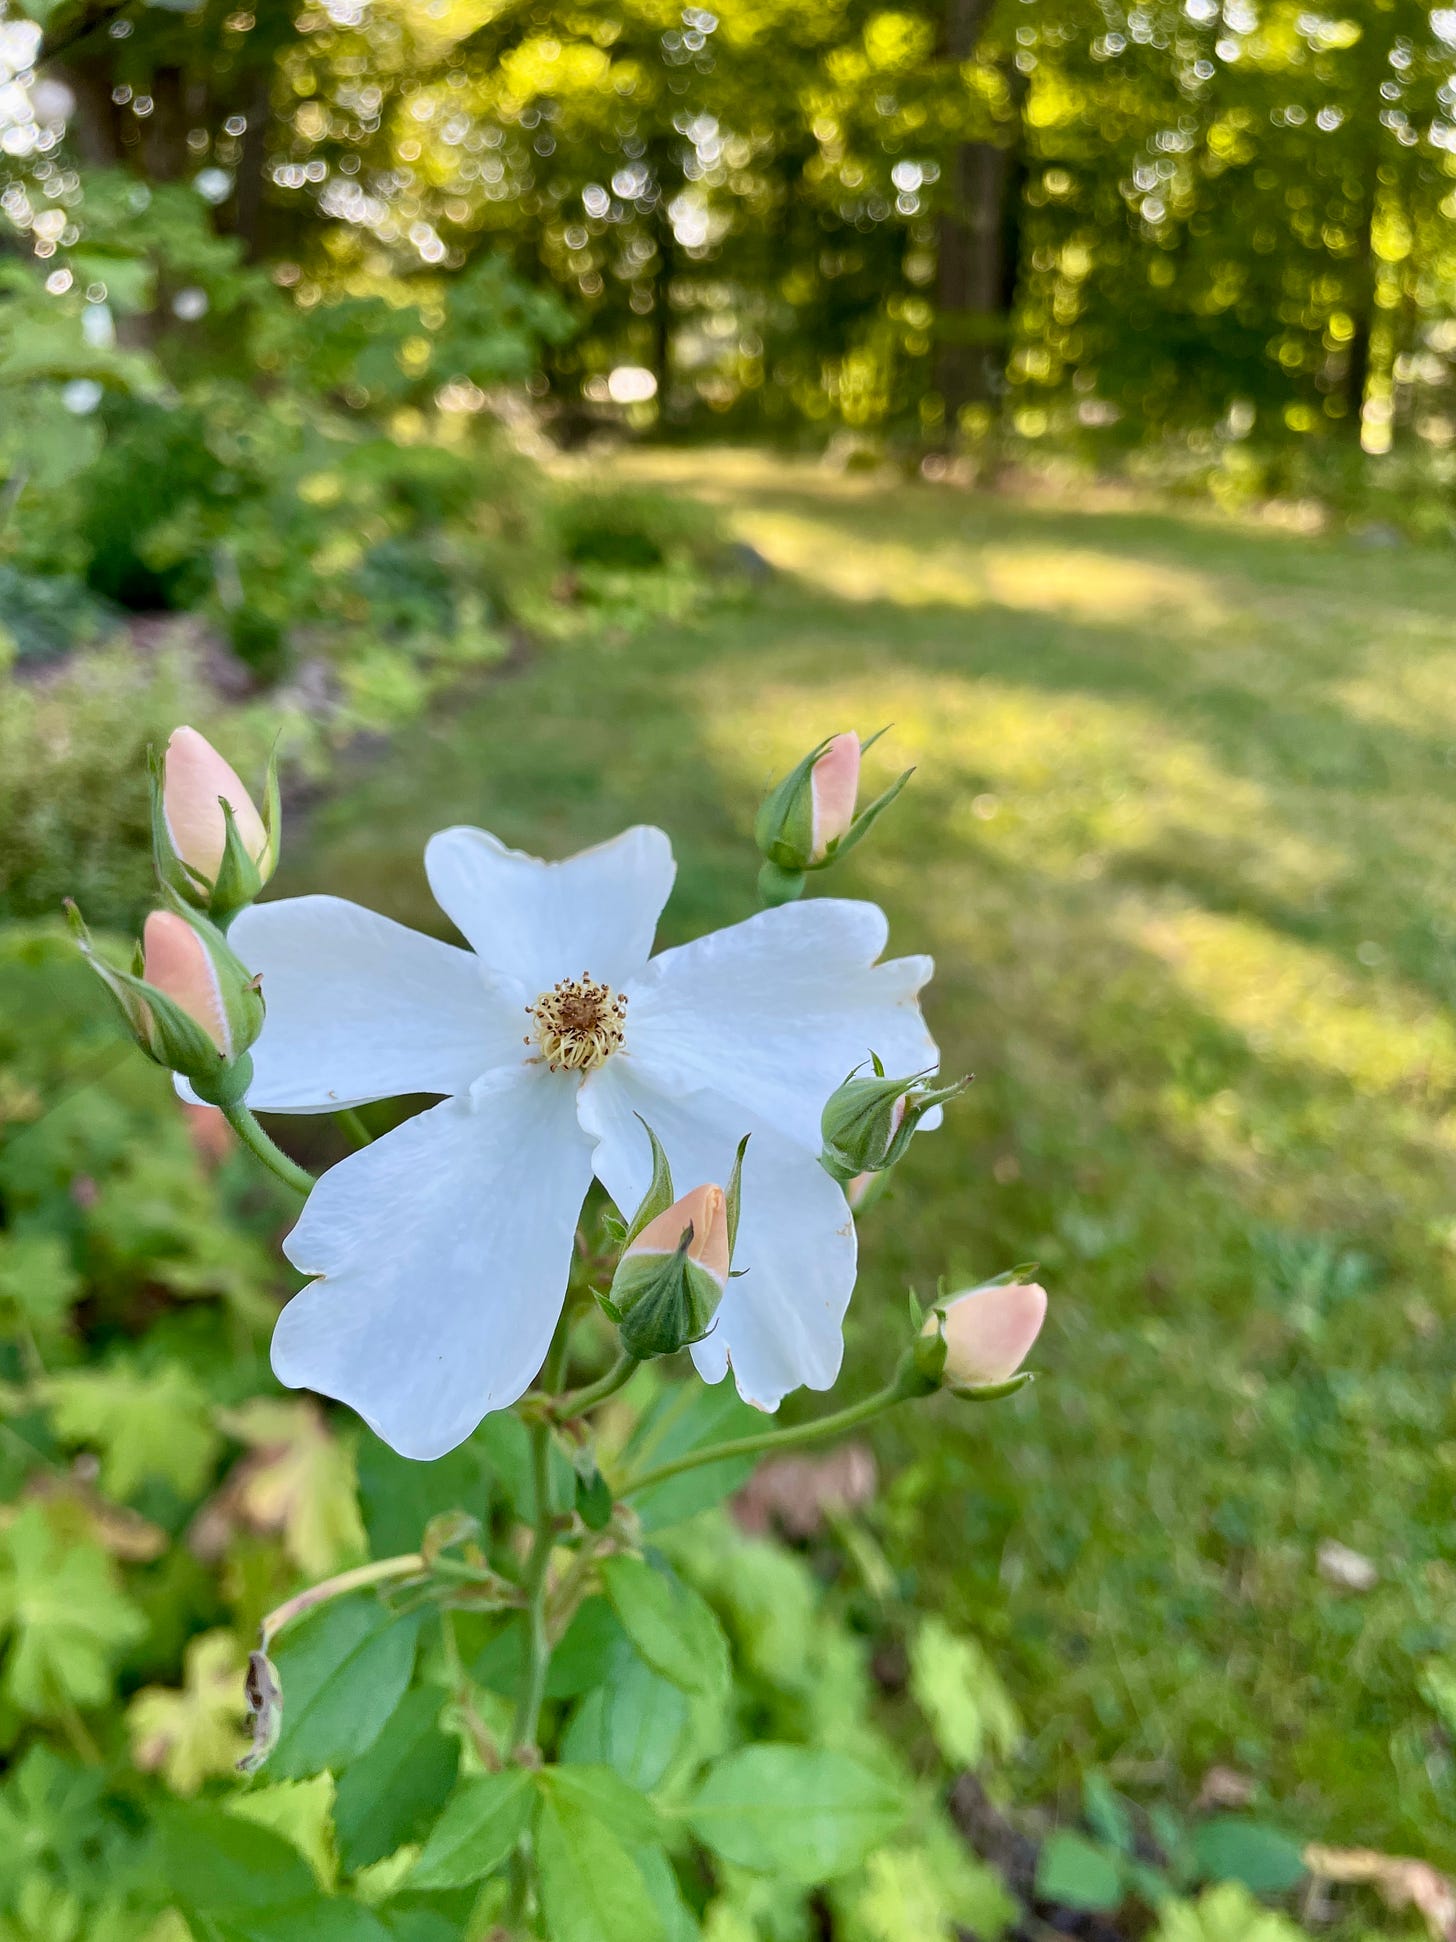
[164,726,269,883]
[932,1281,1048,1388]
[810,732,860,861]
[142,911,232,1056]
[628,1184,730,1285]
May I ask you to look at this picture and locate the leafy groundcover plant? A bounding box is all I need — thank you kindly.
[62,722,1052,1940]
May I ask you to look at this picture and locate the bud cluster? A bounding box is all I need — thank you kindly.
[71,727,277,1102]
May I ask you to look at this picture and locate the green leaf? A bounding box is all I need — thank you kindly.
[1189,1819,1306,1895]
[1083,1772,1135,1854]
[45,1362,220,1501]
[626,1384,765,1532]
[534,1787,666,1942]
[562,1646,689,1792]
[126,1629,247,1794]
[408,1768,533,1891]
[0,1233,82,1333]
[227,1774,338,1891]
[686,1746,904,1885]
[538,1764,662,1845]
[221,1904,394,1942]
[268,1595,420,1780]
[634,1846,700,1942]
[473,1596,624,1700]
[357,1434,489,1560]
[334,1685,459,1872]
[600,1554,729,1698]
[156,1802,319,1916]
[1152,1883,1313,1942]
[0,1501,146,1716]
[908,1616,1021,1770]
[1035,1830,1125,1913]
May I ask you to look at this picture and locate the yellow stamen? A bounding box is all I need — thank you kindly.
[525,972,627,1073]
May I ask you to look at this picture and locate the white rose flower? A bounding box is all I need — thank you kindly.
[228,824,937,1458]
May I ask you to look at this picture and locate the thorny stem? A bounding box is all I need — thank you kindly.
[222,1103,315,1197]
[259,1553,426,1650]
[618,1381,908,1499]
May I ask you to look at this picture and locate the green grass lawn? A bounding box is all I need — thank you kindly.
[287,449,1456,1864]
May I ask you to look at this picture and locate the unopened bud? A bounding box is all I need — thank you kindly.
[607,1184,730,1360]
[821,1060,969,1186]
[808,732,860,862]
[153,726,278,922]
[921,1281,1048,1395]
[69,900,263,1105]
[754,730,912,907]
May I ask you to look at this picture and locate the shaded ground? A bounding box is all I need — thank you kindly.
[286,449,1456,1862]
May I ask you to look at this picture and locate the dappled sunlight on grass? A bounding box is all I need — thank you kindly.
[293,450,1456,1863]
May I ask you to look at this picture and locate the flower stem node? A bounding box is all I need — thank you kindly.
[68,900,264,1107]
[754,730,913,905]
[911,1276,1048,1400]
[820,1056,971,1186]
[152,725,279,926]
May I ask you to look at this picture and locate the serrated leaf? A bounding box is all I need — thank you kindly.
[228,1773,338,1891]
[0,1500,146,1716]
[268,1595,420,1780]
[156,1802,319,1916]
[1152,1883,1312,1942]
[45,1362,219,1500]
[407,1768,533,1890]
[214,1399,366,1578]
[686,1745,904,1885]
[0,1232,82,1333]
[534,1787,666,1942]
[334,1685,459,1873]
[1035,1830,1124,1913]
[600,1554,729,1698]
[908,1616,1021,1770]
[128,1629,248,1795]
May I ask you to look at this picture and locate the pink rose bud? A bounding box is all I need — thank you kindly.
[931,1281,1048,1389]
[142,910,233,1057]
[627,1183,730,1286]
[611,1183,730,1358]
[163,726,270,884]
[809,732,861,862]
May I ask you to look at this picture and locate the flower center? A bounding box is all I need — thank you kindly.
[525,973,627,1073]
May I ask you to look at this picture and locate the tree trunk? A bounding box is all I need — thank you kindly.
[934,0,1022,430]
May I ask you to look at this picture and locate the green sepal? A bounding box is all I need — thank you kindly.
[820,1061,971,1183]
[574,1457,615,1532]
[208,799,268,926]
[623,1116,675,1246]
[724,1134,749,1256]
[823,764,914,864]
[610,1233,724,1361]
[948,1371,1036,1404]
[753,735,829,871]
